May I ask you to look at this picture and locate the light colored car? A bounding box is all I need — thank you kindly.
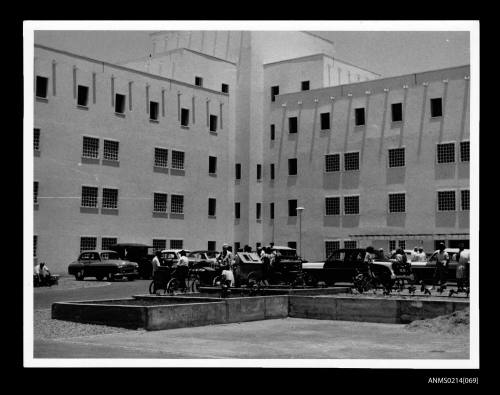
[160,249,192,266]
[68,250,139,281]
[410,248,470,282]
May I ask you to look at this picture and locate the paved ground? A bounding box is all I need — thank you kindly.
[34,317,469,359]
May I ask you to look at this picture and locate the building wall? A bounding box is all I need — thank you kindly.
[34,46,231,272]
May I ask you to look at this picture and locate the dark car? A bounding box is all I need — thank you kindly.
[270,246,304,283]
[68,250,139,281]
[108,243,155,279]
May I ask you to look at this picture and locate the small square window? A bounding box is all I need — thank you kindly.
[235,202,240,219]
[388,193,406,213]
[150,101,159,120]
[391,103,403,122]
[34,181,39,205]
[235,163,241,180]
[36,76,48,98]
[344,240,357,249]
[288,199,297,217]
[210,115,218,132]
[195,76,203,87]
[170,194,184,214]
[221,83,229,93]
[82,136,99,159]
[81,186,98,208]
[257,164,262,181]
[460,141,470,162]
[437,143,455,164]
[289,117,298,134]
[115,94,126,114]
[153,239,166,252]
[288,158,297,176]
[101,237,117,251]
[102,188,118,209]
[270,163,275,180]
[209,156,217,174]
[355,108,365,126]
[181,108,190,127]
[34,128,40,151]
[389,240,396,252]
[208,198,217,216]
[170,240,183,250]
[344,152,359,171]
[77,85,89,107]
[171,150,185,170]
[270,124,275,141]
[344,196,359,215]
[153,193,168,213]
[256,203,261,220]
[325,197,340,216]
[103,140,119,161]
[301,81,310,91]
[437,191,456,211]
[325,154,340,172]
[271,86,279,102]
[398,240,406,250]
[431,98,443,117]
[388,148,405,167]
[270,202,275,219]
[320,112,330,130]
[154,147,168,168]
[80,237,97,252]
[461,190,470,211]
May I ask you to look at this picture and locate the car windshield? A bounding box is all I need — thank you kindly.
[101,252,120,260]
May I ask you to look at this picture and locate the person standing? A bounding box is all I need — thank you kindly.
[417,247,426,262]
[433,243,449,287]
[152,250,162,278]
[176,250,190,291]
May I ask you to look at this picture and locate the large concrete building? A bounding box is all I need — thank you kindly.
[33,31,470,273]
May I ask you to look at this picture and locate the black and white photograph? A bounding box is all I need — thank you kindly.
[23,21,479,369]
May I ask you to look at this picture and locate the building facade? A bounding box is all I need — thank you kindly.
[33,31,470,273]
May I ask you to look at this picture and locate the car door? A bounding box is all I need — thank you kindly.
[324,250,346,284]
[86,252,102,277]
[78,252,91,275]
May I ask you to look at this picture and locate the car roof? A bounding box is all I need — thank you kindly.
[80,250,117,254]
[432,248,469,254]
[161,249,191,253]
[109,243,153,248]
[272,246,294,250]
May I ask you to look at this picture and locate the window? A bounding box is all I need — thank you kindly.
[344,240,357,249]
[257,164,262,181]
[154,148,168,168]
[270,124,275,141]
[344,152,359,171]
[301,81,310,91]
[209,115,218,132]
[80,237,97,252]
[288,199,298,216]
[325,154,340,172]
[430,98,443,117]
[153,193,168,213]
[34,181,39,204]
[36,76,48,98]
[398,240,406,250]
[195,76,203,87]
[234,242,241,252]
[256,203,261,220]
[209,156,217,174]
[235,202,240,219]
[170,194,184,214]
[320,112,330,130]
[181,108,189,127]
[103,140,119,161]
[208,198,217,216]
[460,141,470,162]
[81,186,98,208]
[271,86,279,102]
[389,240,396,251]
[437,190,456,211]
[150,101,159,120]
[325,197,340,216]
[344,196,359,215]
[153,239,166,252]
[437,143,455,164]
[288,241,297,250]
[270,164,275,180]
[388,148,405,167]
[289,117,298,134]
[270,202,274,219]
[82,136,99,159]
[34,128,40,151]
[77,85,89,107]
[325,241,340,259]
[101,237,117,251]
[461,190,470,211]
[34,235,38,257]
[388,193,406,213]
[208,241,216,251]
[355,108,365,126]
[391,103,403,122]
[288,158,297,176]
[102,188,118,209]
[170,240,183,249]
[235,163,241,180]
[221,83,229,93]
[115,94,126,114]
[171,150,185,170]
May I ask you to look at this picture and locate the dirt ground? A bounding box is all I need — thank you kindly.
[405,307,469,335]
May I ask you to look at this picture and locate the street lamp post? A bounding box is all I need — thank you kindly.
[296,206,304,258]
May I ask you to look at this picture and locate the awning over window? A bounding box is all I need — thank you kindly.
[348,233,469,240]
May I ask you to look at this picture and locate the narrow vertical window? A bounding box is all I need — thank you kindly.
[270,124,275,141]
[289,117,298,134]
[430,98,443,117]
[391,103,403,122]
[288,199,297,216]
[320,112,330,130]
[209,156,217,174]
[181,108,190,126]
[270,202,275,219]
[209,115,218,132]
[460,141,470,162]
[34,128,40,151]
[77,85,89,107]
[271,86,279,102]
[115,94,126,114]
[36,76,48,98]
[235,202,240,219]
[355,108,365,126]
[270,164,275,180]
[235,163,241,180]
[257,164,262,181]
[256,203,261,220]
[150,101,159,120]
[208,198,216,216]
[288,158,297,176]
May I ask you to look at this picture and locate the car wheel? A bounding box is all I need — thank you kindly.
[166,278,178,294]
[149,280,156,295]
[247,272,259,285]
[190,273,200,293]
[76,270,84,281]
[107,273,114,282]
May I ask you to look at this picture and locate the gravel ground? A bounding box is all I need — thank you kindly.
[34,309,143,340]
[405,307,470,335]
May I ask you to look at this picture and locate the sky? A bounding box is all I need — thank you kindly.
[34,30,469,78]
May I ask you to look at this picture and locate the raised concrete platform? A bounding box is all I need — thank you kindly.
[197,286,351,296]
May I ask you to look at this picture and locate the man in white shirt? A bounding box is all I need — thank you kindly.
[34,262,51,286]
[176,250,190,291]
[433,243,449,287]
[151,251,162,278]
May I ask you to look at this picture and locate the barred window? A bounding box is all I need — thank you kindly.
[171,150,185,170]
[170,239,183,250]
[388,193,406,213]
[153,193,168,213]
[388,148,405,167]
[34,235,38,257]
[389,240,396,252]
[398,240,406,250]
[460,141,470,162]
[101,237,117,251]
[344,152,359,171]
[150,101,159,120]
[103,140,119,161]
[81,186,98,208]
[437,190,456,211]
[344,196,359,215]
[34,128,40,151]
[34,181,39,204]
[171,194,184,214]
[153,239,166,252]
[102,188,118,209]
[301,81,310,91]
[344,240,357,249]
[461,190,470,211]
[325,240,340,259]
[355,108,365,126]
[80,236,97,252]
[325,197,340,216]
[437,143,455,163]
[36,76,48,98]
[325,154,340,172]
[154,148,168,168]
[82,136,99,159]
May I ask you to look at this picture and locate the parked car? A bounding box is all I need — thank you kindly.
[270,246,304,284]
[187,250,219,267]
[68,250,139,281]
[410,248,470,283]
[108,243,155,279]
[160,249,192,267]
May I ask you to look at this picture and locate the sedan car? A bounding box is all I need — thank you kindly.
[68,250,139,281]
[160,249,192,267]
[108,243,155,279]
[187,250,219,268]
[410,248,470,283]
